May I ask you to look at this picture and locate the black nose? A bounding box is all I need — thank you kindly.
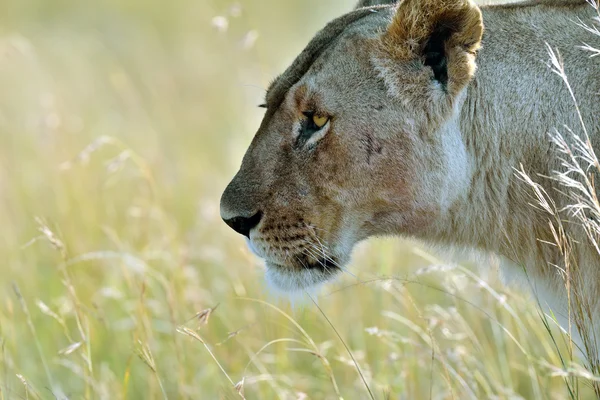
[222,211,262,238]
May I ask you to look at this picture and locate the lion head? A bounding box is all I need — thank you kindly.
[220,0,483,292]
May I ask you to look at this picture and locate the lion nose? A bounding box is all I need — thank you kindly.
[222,211,262,238]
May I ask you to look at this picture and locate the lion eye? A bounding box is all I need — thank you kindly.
[301,111,329,131]
[297,111,330,147]
[312,114,328,129]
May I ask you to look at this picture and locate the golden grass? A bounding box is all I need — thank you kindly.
[0,0,598,398]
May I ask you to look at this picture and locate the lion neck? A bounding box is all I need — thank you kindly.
[421,2,599,278]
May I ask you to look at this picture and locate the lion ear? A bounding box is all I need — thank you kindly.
[383,0,483,95]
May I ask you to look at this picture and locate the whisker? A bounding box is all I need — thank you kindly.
[302,238,359,280]
[294,254,313,273]
[300,246,334,273]
[300,244,345,278]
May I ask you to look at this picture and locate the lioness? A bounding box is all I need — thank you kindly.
[220,0,599,348]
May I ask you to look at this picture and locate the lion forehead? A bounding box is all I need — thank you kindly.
[264,7,393,110]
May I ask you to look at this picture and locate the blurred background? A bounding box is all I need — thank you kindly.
[0,0,594,399]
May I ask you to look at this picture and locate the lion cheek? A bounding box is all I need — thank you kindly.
[363,204,439,238]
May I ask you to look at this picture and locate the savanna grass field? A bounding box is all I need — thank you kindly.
[1,0,599,399]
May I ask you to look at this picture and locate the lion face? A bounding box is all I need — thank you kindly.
[220,0,483,292]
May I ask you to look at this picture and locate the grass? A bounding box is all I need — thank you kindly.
[0,0,599,398]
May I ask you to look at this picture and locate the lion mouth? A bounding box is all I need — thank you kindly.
[310,258,339,271]
[272,255,340,272]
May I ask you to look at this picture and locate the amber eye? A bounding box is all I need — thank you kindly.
[312,114,329,129]
[301,111,329,131]
[297,111,330,147]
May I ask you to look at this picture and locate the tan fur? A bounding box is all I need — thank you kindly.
[221,0,600,348]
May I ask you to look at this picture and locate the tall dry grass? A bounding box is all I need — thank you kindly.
[0,0,598,399]
[515,1,600,397]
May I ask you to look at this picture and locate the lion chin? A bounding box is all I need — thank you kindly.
[244,238,343,293]
[264,262,341,294]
